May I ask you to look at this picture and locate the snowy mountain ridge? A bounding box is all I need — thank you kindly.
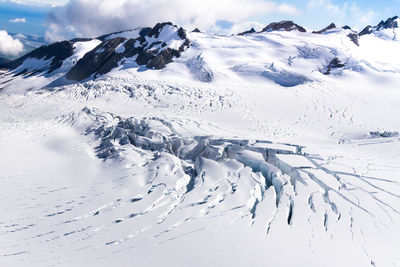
[1,17,400,91]
[359,16,400,37]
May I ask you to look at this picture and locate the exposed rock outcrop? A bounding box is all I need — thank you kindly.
[376,16,400,30]
[359,16,400,36]
[347,33,360,46]
[324,58,345,75]
[359,26,374,36]
[0,57,10,66]
[238,28,256,35]
[67,22,190,81]
[313,23,336,34]
[261,21,306,33]
[66,38,126,81]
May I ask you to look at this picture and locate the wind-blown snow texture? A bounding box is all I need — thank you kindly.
[1,20,400,267]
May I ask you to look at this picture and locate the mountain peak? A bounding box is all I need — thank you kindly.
[313,23,336,34]
[359,16,400,36]
[238,27,256,36]
[261,20,306,33]
[376,16,400,30]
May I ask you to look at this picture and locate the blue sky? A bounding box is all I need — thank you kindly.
[0,0,400,37]
[0,1,51,36]
[252,0,400,31]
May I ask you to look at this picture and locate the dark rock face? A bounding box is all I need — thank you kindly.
[66,38,126,81]
[136,50,155,66]
[262,21,306,33]
[238,28,256,36]
[313,23,336,34]
[147,48,177,69]
[359,25,373,36]
[324,58,345,75]
[369,131,399,138]
[1,41,75,74]
[139,27,152,37]
[376,16,399,30]
[359,16,399,36]
[70,38,93,43]
[67,22,190,81]
[192,28,201,33]
[347,33,360,46]
[0,57,10,66]
[177,28,188,41]
[312,23,359,45]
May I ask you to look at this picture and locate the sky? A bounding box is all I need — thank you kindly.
[0,0,399,41]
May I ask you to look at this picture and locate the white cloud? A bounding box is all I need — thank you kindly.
[307,0,378,30]
[0,30,24,57]
[348,3,377,27]
[308,0,341,14]
[228,21,265,35]
[276,3,299,15]
[45,0,299,42]
[10,17,27,23]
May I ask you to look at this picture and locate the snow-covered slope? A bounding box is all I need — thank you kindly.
[1,19,400,267]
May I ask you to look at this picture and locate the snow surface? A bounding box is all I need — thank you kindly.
[103,29,141,41]
[1,27,400,267]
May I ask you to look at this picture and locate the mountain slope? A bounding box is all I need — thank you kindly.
[0,57,9,65]
[0,22,189,88]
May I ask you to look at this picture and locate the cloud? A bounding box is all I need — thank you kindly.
[228,21,265,35]
[307,0,378,30]
[10,17,27,23]
[308,0,341,14]
[0,30,24,57]
[45,0,299,42]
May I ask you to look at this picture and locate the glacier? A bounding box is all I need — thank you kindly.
[0,20,400,267]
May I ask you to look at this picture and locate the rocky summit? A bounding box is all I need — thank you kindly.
[261,20,307,33]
